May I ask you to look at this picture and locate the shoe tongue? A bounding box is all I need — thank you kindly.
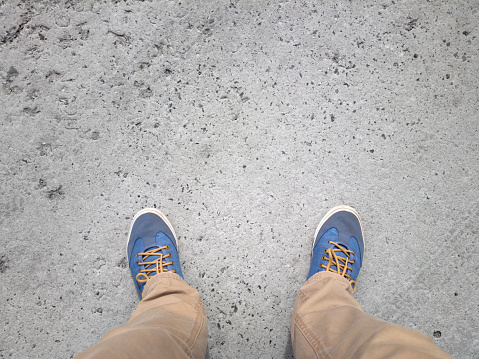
[143,246,162,260]
[336,241,349,250]
[329,242,352,274]
[332,242,350,261]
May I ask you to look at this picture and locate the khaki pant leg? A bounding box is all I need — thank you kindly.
[75,273,208,359]
[291,272,452,359]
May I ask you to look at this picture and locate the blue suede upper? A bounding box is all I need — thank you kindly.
[307,210,364,281]
[127,212,183,298]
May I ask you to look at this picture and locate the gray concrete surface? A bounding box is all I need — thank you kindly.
[0,1,478,358]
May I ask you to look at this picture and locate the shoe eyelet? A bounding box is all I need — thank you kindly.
[327,241,332,244]
[324,249,327,253]
[322,256,326,260]
[166,245,170,249]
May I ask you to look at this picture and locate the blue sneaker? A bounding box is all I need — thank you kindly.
[127,208,183,298]
[306,205,365,293]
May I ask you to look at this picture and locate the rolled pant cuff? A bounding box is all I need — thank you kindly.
[142,272,186,297]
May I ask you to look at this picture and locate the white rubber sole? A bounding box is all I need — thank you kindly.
[126,208,179,259]
[312,205,365,255]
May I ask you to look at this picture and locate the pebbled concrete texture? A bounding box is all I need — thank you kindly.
[0,0,478,358]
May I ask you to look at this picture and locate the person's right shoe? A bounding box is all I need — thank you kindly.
[126,208,183,299]
[306,205,365,293]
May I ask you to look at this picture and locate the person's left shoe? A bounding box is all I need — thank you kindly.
[306,205,365,293]
[127,208,183,298]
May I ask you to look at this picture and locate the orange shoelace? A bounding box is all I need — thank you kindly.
[136,245,176,285]
[320,241,357,293]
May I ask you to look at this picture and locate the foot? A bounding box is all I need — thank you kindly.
[306,205,365,293]
[127,208,183,298]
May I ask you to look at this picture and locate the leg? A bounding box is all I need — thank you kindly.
[291,206,452,359]
[75,209,208,359]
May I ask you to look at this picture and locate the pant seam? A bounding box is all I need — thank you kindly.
[295,312,330,359]
[185,298,206,358]
[298,288,309,302]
